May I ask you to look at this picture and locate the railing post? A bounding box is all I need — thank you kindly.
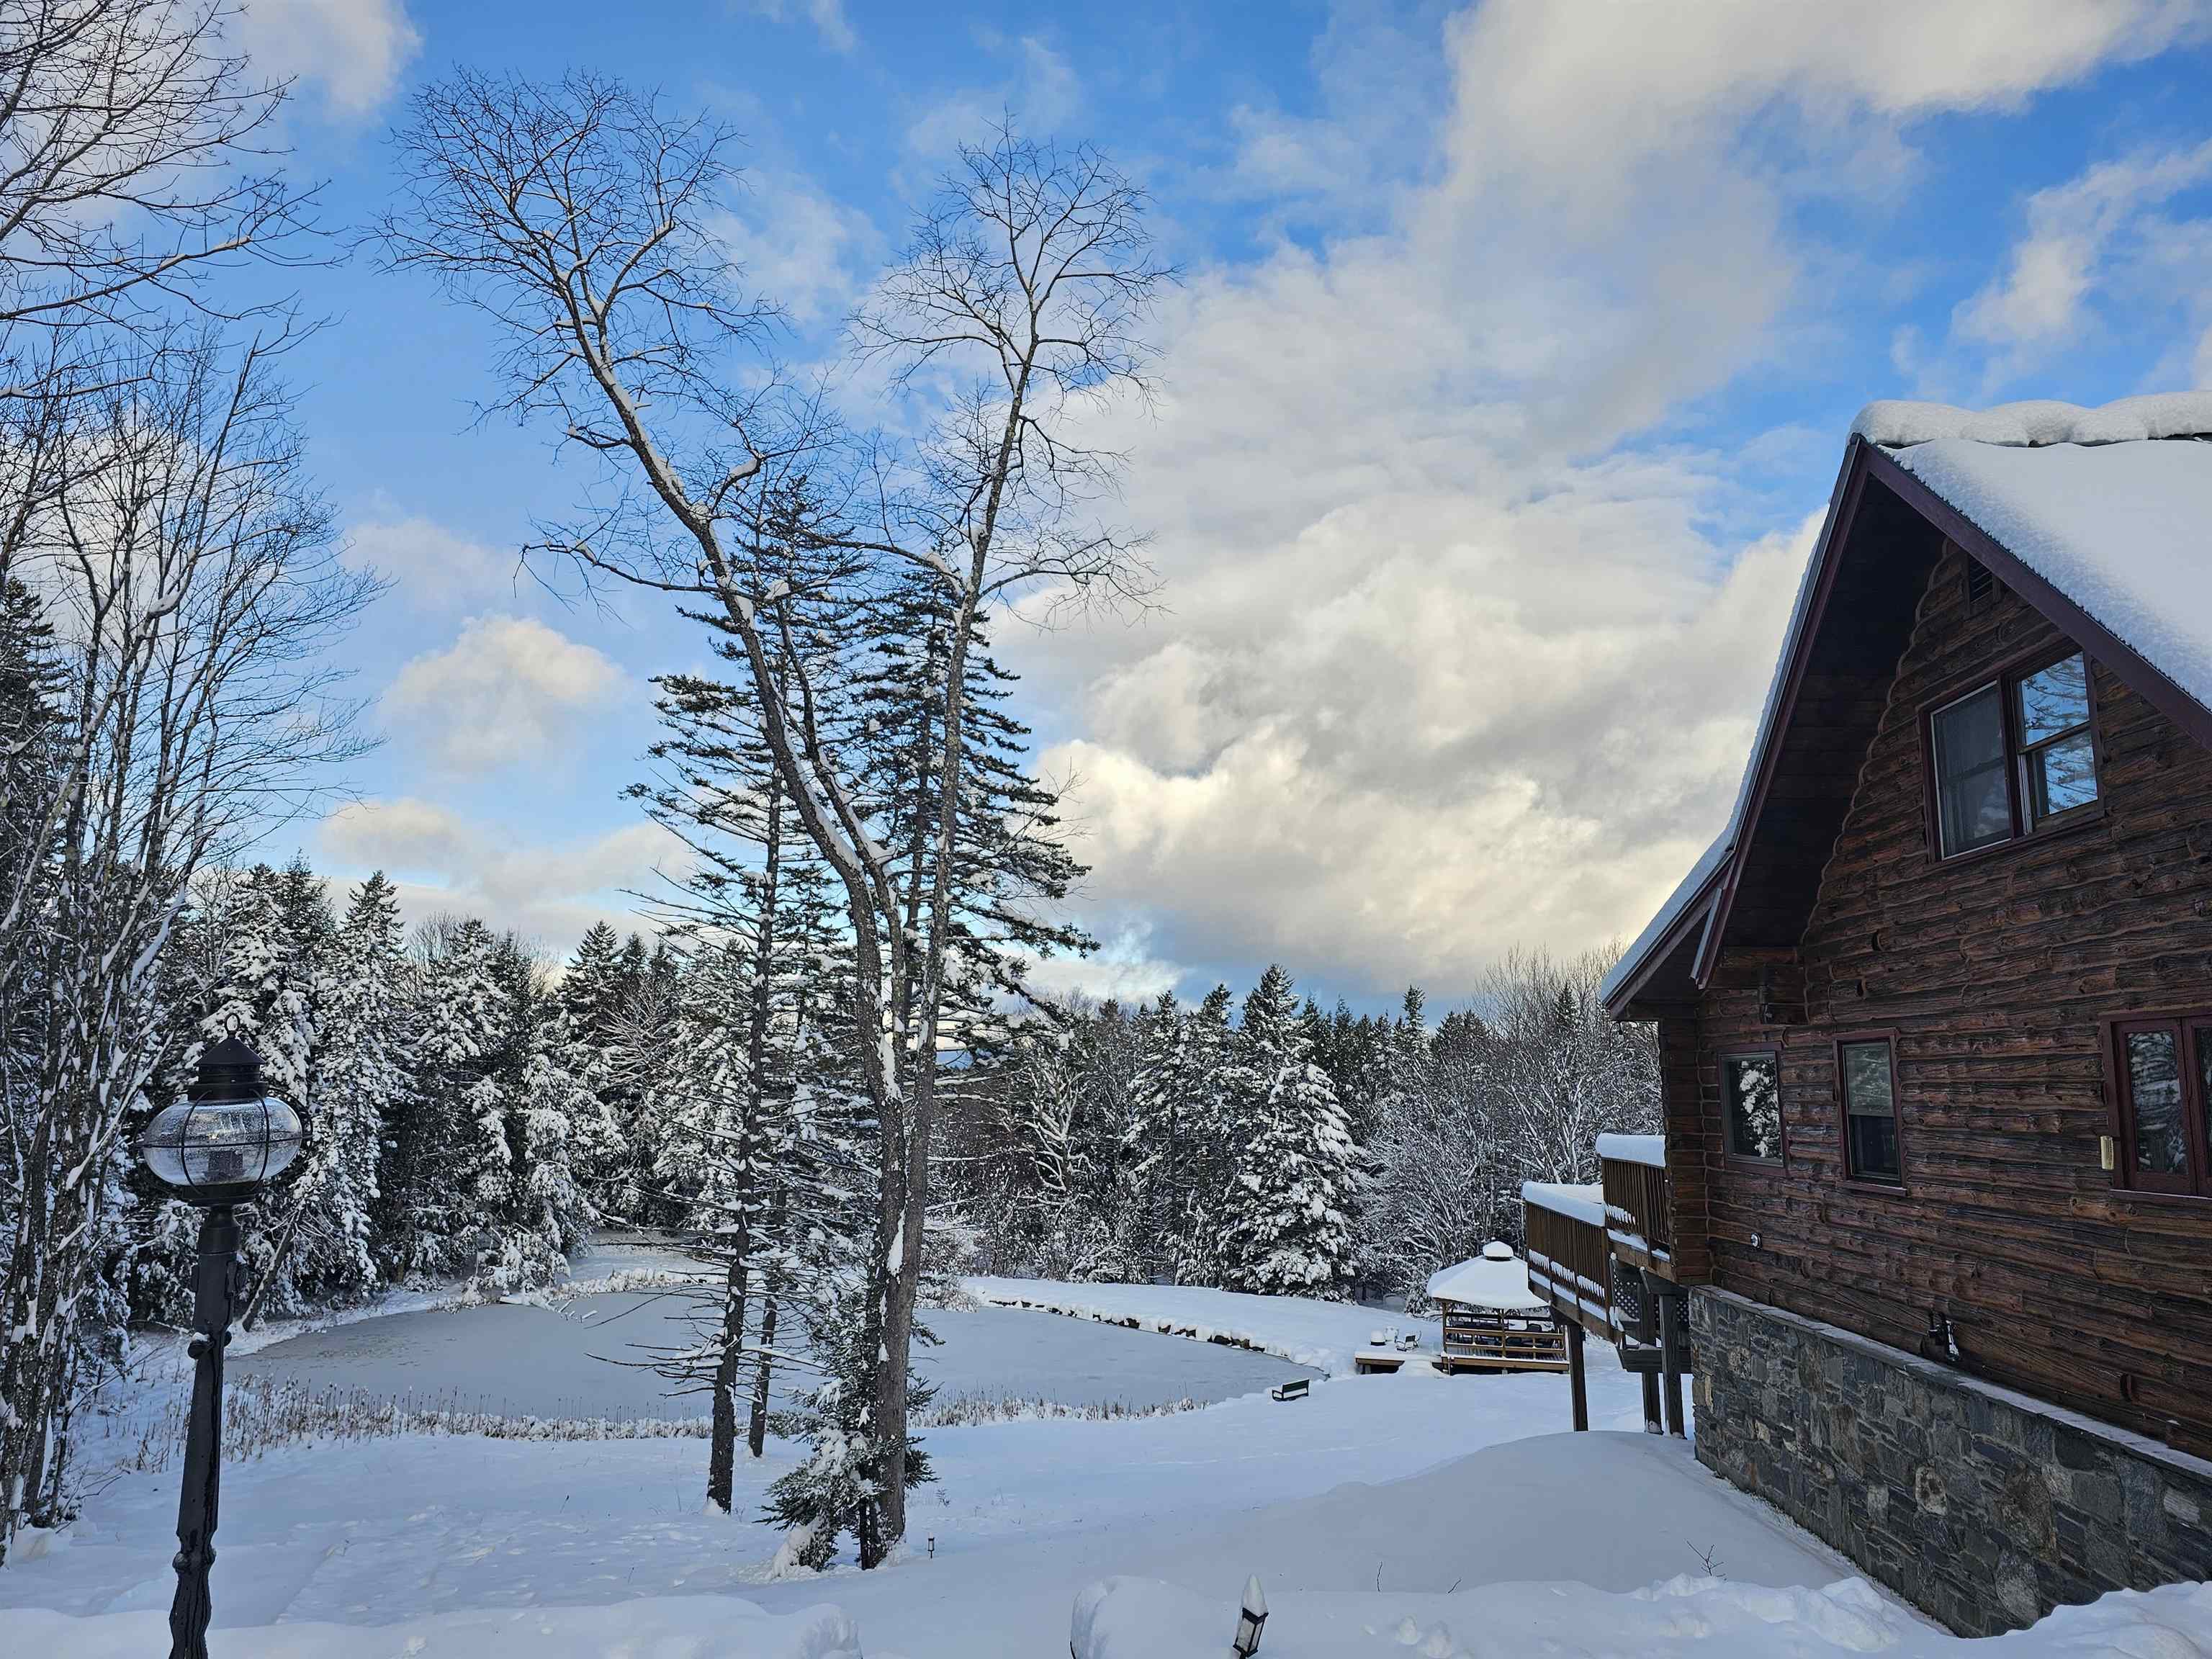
[1567,1322,1589,1432]
[1658,1287,1687,1438]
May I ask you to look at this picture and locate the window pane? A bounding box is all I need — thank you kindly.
[2017,655,2090,745]
[1847,1112,1901,1184]
[1933,686,2010,855]
[2199,1026,2212,1188]
[1839,1041,1901,1182]
[2124,1030,2188,1175]
[1725,1055,1781,1161]
[2024,728,2099,824]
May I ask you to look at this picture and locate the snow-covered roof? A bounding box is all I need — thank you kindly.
[1425,1241,1547,1310]
[1521,1181,1604,1228]
[1852,392,2212,450]
[1605,392,2212,1017]
[1895,436,2212,714]
[1596,1133,1665,1169]
[1594,831,1729,1007]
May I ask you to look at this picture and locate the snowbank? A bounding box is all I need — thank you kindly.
[0,1594,863,1659]
[963,1277,1411,1376]
[1072,1573,2212,1658]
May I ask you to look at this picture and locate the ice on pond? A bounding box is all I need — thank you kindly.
[231,1298,1320,1422]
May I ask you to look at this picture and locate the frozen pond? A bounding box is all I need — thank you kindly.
[231,1295,1318,1421]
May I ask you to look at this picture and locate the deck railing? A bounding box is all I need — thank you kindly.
[1521,1184,1611,1337]
[1601,1154,1673,1280]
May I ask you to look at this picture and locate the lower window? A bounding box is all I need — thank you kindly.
[1836,1036,1903,1184]
[1722,1052,1782,1163]
[2110,1016,2212,1196]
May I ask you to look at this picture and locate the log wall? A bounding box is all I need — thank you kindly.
[1677,543,2212,1452]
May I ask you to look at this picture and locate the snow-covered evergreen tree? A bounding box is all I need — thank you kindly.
[1215,965,1359,1299]
[274,871,406,1308]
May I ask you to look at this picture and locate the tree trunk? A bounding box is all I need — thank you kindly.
[706,1255,750,1513]
[747,1268,778,1459]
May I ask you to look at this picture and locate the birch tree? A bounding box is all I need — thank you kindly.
[376,74,1164,1560]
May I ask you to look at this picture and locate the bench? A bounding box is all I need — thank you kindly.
[1353,1352,1408,1375]
[1269,1377,1310,1401]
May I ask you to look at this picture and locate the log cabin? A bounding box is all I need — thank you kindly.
[1589,395,2212,1636]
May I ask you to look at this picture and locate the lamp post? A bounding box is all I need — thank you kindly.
[1231,1574,1268,1657]
[135,1036,303,1659]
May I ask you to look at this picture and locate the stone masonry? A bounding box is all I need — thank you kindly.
[1691,1287,2212,1636]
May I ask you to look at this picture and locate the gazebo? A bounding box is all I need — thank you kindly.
[1426,1241,1568,1375]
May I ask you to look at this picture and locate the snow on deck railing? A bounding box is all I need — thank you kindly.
[1520,1181,1604,1228]
[1595,1133,1665,1169]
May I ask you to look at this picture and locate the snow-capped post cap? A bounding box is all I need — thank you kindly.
[1233,1575,1269,1657]
[1480,1240,1514,1262]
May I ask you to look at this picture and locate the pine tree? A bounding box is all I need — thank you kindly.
[1169,984,1238,1286]
[390,917,509,1278]
[276,871,406,1308]
[1215,965,1360,1298]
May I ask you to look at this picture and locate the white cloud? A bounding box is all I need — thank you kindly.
[345,516,521,613]
[742,0,855,53]
[319,798,688,950]
[716,176,880,324]
[237,0,421,118]
[1951,139,2212,384]
[1002,0,2195,998]
[906,35,1082,158]
[383,616,627,772]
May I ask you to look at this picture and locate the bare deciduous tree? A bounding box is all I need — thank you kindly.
[0,0,307,352]
[376,72,1167,1559]
[0,333,374,1557]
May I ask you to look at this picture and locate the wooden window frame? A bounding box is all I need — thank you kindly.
[1719,1046,1786,1171]
[1919,646,2105,866]
[1832,1029,1907,1193]
[2100,1012,2212,1200]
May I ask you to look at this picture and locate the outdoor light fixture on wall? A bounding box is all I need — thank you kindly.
[1232,1574,1269,1656]
[135,1036,304,1659]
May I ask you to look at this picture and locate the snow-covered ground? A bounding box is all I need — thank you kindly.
[6,1274,2208,1656]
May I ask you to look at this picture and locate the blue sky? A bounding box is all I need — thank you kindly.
[238,0,2212,1012]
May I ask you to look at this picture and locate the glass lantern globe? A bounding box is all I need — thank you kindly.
[138,1036,304,1206]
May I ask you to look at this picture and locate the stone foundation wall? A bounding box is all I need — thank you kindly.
[1690,1287,2212,1636]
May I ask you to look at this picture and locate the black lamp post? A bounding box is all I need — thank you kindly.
[135,1036,303,1659]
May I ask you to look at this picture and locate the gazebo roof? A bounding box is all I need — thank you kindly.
[1425,1241,1547,1311]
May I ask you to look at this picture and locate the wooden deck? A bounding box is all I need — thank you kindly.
[1603,1154,1675,1282]
[1523,1190,1612,1341]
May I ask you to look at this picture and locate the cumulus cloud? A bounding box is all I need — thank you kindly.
[237,0,421,117]
[344,516,521,613]
[319,798,688,950]
[1004,0,2194,999]
[383,616,628,772]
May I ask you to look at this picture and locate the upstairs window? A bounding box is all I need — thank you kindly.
[1723,1051,1782,1164]
[1928,650,2100,858]
[2109,1016,2212,1197]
